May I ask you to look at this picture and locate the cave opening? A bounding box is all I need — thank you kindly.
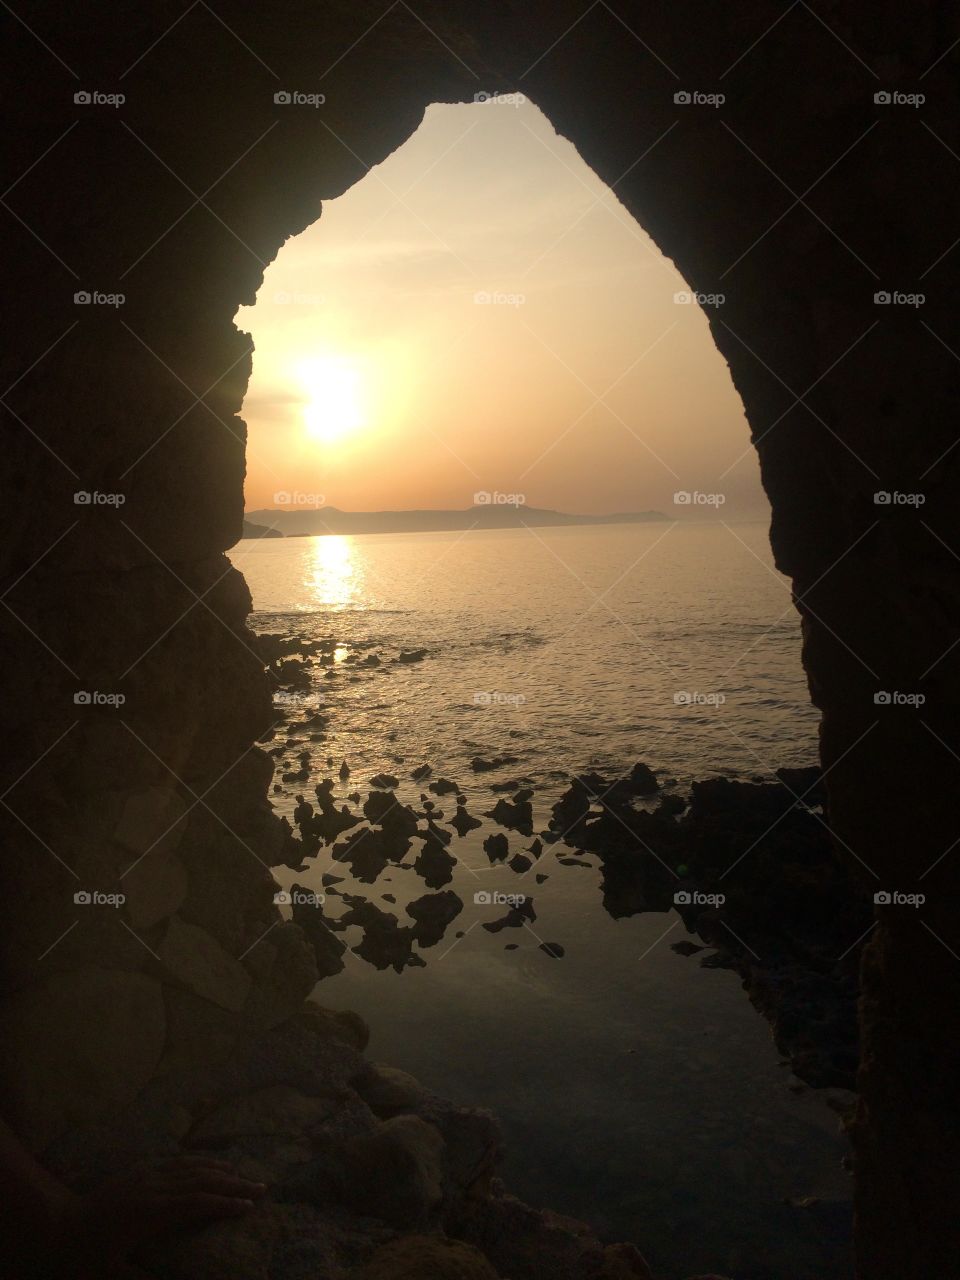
[229,96,848,1280]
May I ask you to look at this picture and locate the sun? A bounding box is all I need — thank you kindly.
[298,353,366,445]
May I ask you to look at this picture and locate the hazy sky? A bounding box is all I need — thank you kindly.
[237,98,764,516]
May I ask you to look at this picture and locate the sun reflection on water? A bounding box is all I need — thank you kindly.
[304,535,361,611]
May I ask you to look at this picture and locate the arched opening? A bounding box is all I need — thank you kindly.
[3,7,958,1279]
[231,98,848,1279]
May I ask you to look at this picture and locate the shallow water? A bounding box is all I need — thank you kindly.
[230,522,851,1279]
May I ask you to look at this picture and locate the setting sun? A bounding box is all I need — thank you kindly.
[299,353,366,445]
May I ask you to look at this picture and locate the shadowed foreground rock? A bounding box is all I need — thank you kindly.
[41,1002,652,1280]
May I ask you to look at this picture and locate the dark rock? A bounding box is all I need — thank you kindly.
[483,833,509,862]
[471,755,519,773]
[406,891,464,947]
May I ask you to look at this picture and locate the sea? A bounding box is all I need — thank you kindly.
[229,521,851,1280]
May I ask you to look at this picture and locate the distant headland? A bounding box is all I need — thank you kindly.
[242,504,667,537]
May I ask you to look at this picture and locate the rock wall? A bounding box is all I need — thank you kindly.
[2,3,959,1277]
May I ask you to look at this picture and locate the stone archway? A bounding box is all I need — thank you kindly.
[2,4,959,1277]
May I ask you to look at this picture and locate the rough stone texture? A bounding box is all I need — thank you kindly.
[2,4,959,1278]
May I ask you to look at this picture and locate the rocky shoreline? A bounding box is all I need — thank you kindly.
[58,626,857,1279]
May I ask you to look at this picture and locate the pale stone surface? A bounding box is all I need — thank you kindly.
[0,966,165,1151]
[158,915,252,1012]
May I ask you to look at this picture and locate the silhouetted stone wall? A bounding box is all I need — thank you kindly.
[2,4,959,1277]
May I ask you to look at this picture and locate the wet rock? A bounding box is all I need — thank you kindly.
[471,755,519,773]
[293,794,313,825]
[508,853,532,874]
[406,891,464,947]
[340,898,424,973]
[331,828,391,883]
[397,649,428,664]
[628,761,659,795]
[429,777,459,796]
[539,942,565,958]
[411,764,432,781]
[482,897,535,933]
[414,836,457,889]
[449,800,482,837]
[339,760,350,780]
[483,833,509,862]
[370,773,400,789]
[289,884,347,979]
[487,795,533,834]
[671,941,706,957]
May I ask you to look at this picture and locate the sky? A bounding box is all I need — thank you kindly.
[237,98,765,517]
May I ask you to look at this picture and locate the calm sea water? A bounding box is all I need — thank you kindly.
[229,523,850,1280]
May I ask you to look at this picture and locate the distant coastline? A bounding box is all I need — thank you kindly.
[242,504,667,537]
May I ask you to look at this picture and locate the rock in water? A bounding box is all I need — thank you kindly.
[406,890,464,947]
